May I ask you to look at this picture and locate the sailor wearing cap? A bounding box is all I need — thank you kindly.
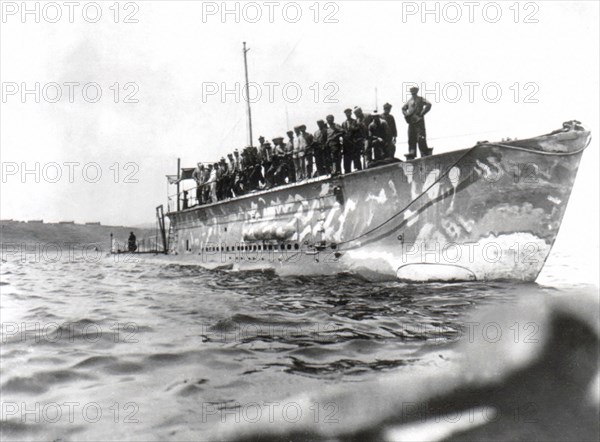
[298,124,314,178]
[226,153,237,195]
[402,86,433,160]
[272,137,285,157]
[342,108,363,173]
[216,157,230,200]
[368,111,392,164]
[381,102,398,158]
[268,137,288,187]
[325,114,344,175]
[352,107,371,168]
[313,120,328,176]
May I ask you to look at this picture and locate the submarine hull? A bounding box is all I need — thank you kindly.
[166,126,590,282]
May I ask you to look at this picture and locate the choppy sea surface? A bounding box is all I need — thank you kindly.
[0,243,598,441]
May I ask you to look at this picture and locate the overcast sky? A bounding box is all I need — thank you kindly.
[1,1,598,256]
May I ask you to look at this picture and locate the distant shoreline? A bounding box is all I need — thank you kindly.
[0,220,156,250]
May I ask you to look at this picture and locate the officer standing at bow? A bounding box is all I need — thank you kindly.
[402,86,433,160]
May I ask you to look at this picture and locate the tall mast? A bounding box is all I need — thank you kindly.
[243,42,253,148]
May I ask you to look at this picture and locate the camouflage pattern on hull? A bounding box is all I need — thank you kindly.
[167,128,590,282]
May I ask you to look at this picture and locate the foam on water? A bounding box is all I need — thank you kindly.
[0,251,597,441]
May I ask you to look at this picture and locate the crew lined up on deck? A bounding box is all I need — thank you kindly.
[191,87,432,205]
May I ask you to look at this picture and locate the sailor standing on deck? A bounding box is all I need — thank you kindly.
[202,164,212,203]
[216,157,229,200]
[353,107,370,168]
[342,108,363,173]
[325,115,345,175]
[258,136,272,184]
[293,126,307,181]
[402,86,433,159]
[208,163,218,203]
[299,125,314,178]
[313,120,328,177]
[231,149,243,195]
[227,153,237,197]
[368,112,392,163]
[268,137,287,187]
[285,131,296,183]
[381,102,398,158]
[193,163,205,205]
[246,145,264,190]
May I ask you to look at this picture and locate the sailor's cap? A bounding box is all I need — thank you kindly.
[353,106,362,113]
[234,149,239,154]
[220,157,226,162]
[383,102,392,109]
[272,136,283,142]
[410,86,419,93]
[344,108,352,113]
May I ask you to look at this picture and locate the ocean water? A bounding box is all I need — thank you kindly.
[0,246,598,441]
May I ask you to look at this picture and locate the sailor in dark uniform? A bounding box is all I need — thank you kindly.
[268,137,287,187]
[128,232,137,252]
[368,112,392,163]
[325,114,344,175]
[402,86,433,160]
[247,145,264,190]
[353,107,370,168]
[381,102,398,158]
[313,120,328,177]
[257,136,272,184]
[342,108,363,173]
[216,157,229,200]
[299,125,314,178]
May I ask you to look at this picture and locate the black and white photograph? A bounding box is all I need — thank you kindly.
[1,1,598,440]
